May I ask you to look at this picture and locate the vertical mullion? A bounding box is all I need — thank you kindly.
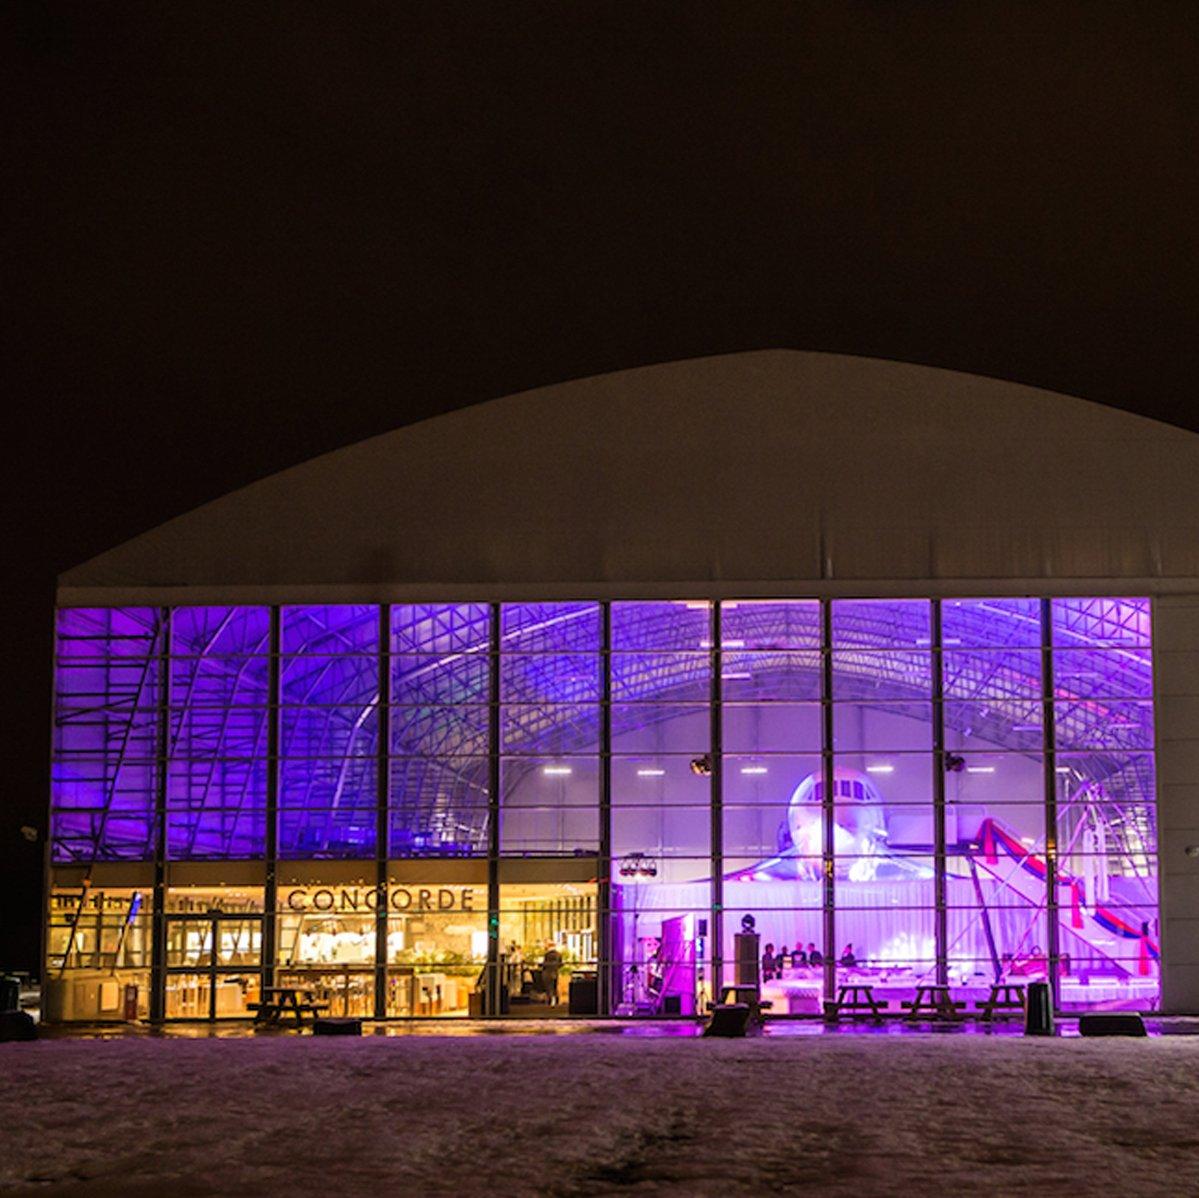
[374,604,391,1019]
[933,600,948,986]
[820,599,836,1007]
[261,606,280,1005]
[598,601,612,1015]
[709,600,723,1004]
[208,917,218,1022]
[149,606,170,1023]
[487,604,501,1015]
[1041,597,1061,1005]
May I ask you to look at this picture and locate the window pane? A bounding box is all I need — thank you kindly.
[831,599,931,648]
[942,598,1043,648]
[833,705,933,752]
[501,756,599,854]
[610,653,709,702]
[390,755,489,856]
[720,653,821,702]
[1052,597,1151,647]
[833,653,932,699]
[944,701,1043,752]
[610,704,709,754]
[723,704,822,753]
[612,601,710,651]
[943,650,1042,700]
[52,608,163,862]
[720,600,821,649]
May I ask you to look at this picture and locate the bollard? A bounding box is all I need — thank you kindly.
[1024,980,1054,1036]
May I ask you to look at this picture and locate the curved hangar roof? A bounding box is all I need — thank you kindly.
[59,350,1199,604]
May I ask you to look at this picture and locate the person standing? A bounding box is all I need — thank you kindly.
[541,942,563,1006]
[506,941,524,993]
[762,942,776,982]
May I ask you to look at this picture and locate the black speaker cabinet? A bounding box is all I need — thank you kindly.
[703,1003,749,1038]
[0,1010,36,1042]
[312,1017,363,1036]
[1078,1013,1147,1037]
[733,932,760,987]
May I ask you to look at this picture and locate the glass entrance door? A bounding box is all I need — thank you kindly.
[498,881,598,1016]
[165,914,261,1019]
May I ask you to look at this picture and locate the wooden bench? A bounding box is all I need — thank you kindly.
[824,983,890,1022]
[901,984,966,1020]
[973,982,1026,1021]
[249,987,330,1027]
[248,1001,328,1027]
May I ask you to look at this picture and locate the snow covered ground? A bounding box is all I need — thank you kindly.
[2,1028,1198,1196]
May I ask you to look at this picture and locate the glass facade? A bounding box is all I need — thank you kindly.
[48,598,1161,1018]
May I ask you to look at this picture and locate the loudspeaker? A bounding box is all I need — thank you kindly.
[1024,981,1054,1036]
[733,932,760,986]
[312,1017,362,1036]
[568,973,598,1015]
[697,919,708,938]
[1078,1013,1147,1037]
[702,1003,749,1038]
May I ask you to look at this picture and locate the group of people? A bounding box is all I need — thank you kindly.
[761,941,859,981]
[502,940,563,1004]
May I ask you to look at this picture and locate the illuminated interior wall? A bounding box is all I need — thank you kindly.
[279,605,379,858]
[44,885,152,1020]
[52,608,162,861]
[609,601,712,1015]
[943,599,1048,990]
[49,597,1161,1014]
[169,607,271,859]
[720,601,822,1008]
[391,604,490,856]
[499,602,601,855]
[1147,596,1199,1014]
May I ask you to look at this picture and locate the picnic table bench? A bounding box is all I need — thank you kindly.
[248,986,330,1027]
[973,982,1026,1021]
[824,983,889,1022]
[901,983,966,1020]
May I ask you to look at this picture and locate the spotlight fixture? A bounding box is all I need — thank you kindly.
[740,913,757,933]
[945,753,967,773]
[690,754,712,777]
[618,852,658,879]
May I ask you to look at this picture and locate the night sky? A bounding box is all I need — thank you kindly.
[5,3,1199,972]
